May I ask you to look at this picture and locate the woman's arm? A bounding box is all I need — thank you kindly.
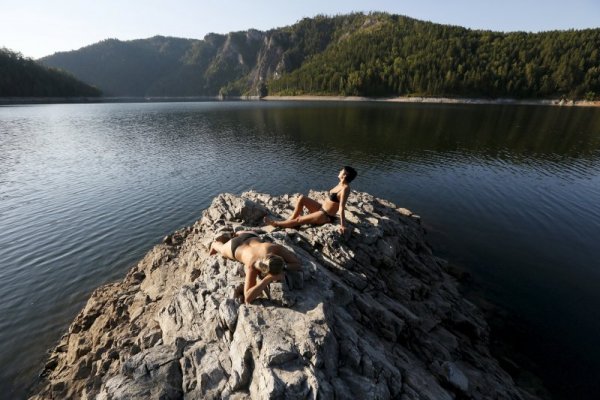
[272,245,302,271]
[338,187,350,233]
[244,268,282,304]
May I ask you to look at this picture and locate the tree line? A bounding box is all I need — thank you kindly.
[0,48,101,97]
[34,13,600,99]
[268,13,600,99]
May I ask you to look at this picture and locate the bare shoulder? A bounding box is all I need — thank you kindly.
[244,262,258,275]
[339,185,351,198]
[269,243,300,262]
[267,242,290,255]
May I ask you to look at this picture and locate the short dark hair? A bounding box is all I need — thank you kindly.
[257,255,285,275]
[343,166,357,183]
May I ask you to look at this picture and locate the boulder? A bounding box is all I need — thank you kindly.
[30,190,537,400]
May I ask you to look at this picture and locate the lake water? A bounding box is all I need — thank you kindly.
[1,101,599,399]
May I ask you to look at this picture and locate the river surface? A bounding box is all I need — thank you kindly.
[1,101,599,399]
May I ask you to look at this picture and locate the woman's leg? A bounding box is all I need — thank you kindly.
[265,194,321,226]
[267,210,330,228]
[209,238,234,259]
[290,195,322,219]
[209,240,224,255]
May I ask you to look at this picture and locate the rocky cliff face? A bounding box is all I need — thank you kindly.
[38,15,351,97]
[31,191,537,399]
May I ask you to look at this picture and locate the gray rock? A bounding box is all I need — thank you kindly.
[219,298,240,333]
[180,341,229,399]
[30,191,539,400]
[442,361,469,393]
[97,345,182,400]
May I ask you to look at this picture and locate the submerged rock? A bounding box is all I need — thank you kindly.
[30,191,538,399]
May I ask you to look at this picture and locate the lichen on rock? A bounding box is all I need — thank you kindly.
[30,191,538,399]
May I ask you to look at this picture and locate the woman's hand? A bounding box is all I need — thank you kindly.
[245,272,283,304]
[265,273,284,282]
[339,225,346,234]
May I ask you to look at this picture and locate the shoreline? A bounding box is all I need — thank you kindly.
[2,94,599,107]
[263,95,600,107]
[0,96,221,105]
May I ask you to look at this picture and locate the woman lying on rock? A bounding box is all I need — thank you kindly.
[209,231,301,304]
[264,166,357,234]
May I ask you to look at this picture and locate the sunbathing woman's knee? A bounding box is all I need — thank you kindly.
[294,195,307,210]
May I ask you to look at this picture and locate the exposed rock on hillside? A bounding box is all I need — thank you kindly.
[31,191,537,399]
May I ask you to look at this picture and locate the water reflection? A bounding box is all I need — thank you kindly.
[215,102,600,157]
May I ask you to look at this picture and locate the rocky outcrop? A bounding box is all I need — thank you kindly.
[31,191,537,399]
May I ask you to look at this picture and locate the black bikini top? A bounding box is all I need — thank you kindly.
[329,190,340,203]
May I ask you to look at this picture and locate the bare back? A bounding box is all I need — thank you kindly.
[236,240,301,271]
[235,240,272,267]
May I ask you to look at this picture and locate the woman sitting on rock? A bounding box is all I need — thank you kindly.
[209,231,301,304]
[265,166,357,233]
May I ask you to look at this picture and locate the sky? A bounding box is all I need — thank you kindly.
[1,0,599,59]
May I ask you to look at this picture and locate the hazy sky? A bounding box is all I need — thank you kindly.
[2,0,599,59]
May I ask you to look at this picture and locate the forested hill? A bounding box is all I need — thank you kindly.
[0,48,101,97]
[40,13,600,99]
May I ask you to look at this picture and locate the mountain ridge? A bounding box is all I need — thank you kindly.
[0,48,101,97]
[39,12,600,99]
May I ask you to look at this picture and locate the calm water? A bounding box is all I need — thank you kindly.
[1,101,599,399]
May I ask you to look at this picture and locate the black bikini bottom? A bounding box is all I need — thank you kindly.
[230,232,260,256]
[320,209,338,223]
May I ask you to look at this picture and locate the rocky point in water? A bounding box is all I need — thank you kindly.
[30,190,539,399]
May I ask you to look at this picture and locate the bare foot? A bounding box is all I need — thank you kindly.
[209,243,217,256]
[263,216,278,227]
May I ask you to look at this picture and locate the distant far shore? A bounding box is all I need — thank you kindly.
[263,95,600,107]
[0,96,220,105]
[2,95,599,107]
